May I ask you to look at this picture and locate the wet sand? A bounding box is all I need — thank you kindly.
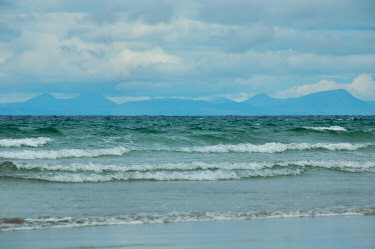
[1,215,374,249]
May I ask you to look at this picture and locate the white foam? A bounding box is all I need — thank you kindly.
[18,171,238,182]
[1,142,370,160]
[304,126,347,132]
[285,160,375,172]
[16,161,277,173]
[0,137,52,147]
[1,208,373,231]
[178,142,370,153]
[11,160,375,179]
[14,167,303,182]
[0,146,129,159]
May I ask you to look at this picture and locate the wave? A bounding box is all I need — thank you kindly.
[177,142,371,153]
[0,137,52,147]
[0,147,129,160]
[1,208,374,231]
[4,161,275,173]
[34,127,62,134]
[1,169,304,182]
[0,125,22,134]
[127,127,167,134]
[2,160,373,183]
[1,142,370,160]
[4,160,375,173]
[303,126,348,132]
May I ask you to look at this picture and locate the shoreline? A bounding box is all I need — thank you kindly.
[1,215,374,249]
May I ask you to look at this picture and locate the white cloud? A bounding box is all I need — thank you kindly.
[0,49,12,64]
[0,1,374,100]
[348,74,375,100]
[220,92,254,102]
[110,47,181,76]
[106,96,151,104]
[276,74,375,100]
[115,80,174,91]
[50,93,79,99]
[0,92,40,104]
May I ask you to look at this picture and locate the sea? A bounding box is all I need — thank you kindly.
[0,115,374,232]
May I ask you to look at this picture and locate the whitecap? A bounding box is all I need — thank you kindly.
[2,208,373,231]
[304,126,347,132]
[14,161,276,173]
[0,146,129,160]
[0,137,52,147]
[177,142,370,153]
[10,160,375,176]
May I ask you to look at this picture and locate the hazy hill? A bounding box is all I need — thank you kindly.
[0,93,117,115]
[63,93,117,115]
[113,98,249,115]
[0,94,65,115]
[113,97,273,115]
[244,90,374,115]
[0,90,374,115]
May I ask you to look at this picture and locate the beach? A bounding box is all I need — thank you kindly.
[1,116,374,248]
[2,0,375,247]
[1,215,375,249]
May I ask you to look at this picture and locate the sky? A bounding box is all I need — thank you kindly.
[0,0,374,104]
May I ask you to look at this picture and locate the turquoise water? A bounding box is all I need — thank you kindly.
[0,116,374,231]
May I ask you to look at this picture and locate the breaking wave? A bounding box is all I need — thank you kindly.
[1,160,373,183]
[303,126,348,132]
[1,208,374,231]
[1,142,371,160]
[177,142,371,153]
[0,137,52,147]
[0,147,129,159]
[1,169,303,182]
[4,160,375,173]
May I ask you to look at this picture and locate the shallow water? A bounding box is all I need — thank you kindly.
[1,216,375,249]
[0,116,374,231]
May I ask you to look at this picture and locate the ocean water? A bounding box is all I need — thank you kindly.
[0,115,374,231]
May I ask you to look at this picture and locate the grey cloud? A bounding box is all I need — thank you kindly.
[1,0,374,100]
[271,29,375,55]
[282,0,375,29]
[296,32,375,55]
[128,2,174,25]
[199,0,265,25]
[212,25,275,52]
[82,9,119,25]
[198,0,375,29]
[0,23,21,42]
[79,1,175,25]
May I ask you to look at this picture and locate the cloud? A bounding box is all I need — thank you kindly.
[0,92,40,104]
[106,96,151,104]
[110,47,181,76]
[115,80,174,91]
[199,0,265,25]
[213,25,275,52]
[273,28,375,55]
[127,2,174,24]
[50,93,79,99]
[276,74,375,100]
[0,0,374,101]
[198,0,375,29]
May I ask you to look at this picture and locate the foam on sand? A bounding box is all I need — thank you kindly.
[1,208,374,231]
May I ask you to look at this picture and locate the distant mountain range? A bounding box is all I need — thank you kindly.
[0,90,374,115]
